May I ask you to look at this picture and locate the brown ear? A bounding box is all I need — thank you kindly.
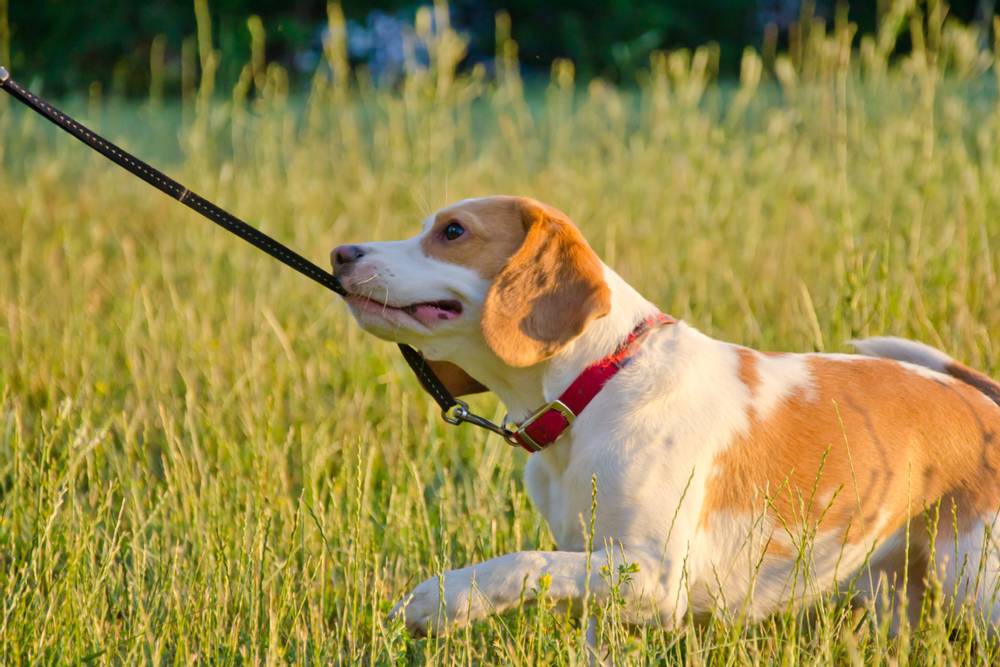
[425,360,488,396]
[481,199,611,367]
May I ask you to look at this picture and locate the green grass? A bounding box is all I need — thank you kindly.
[2,6,1000,665]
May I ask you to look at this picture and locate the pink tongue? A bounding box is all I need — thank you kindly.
[413,303,459,325]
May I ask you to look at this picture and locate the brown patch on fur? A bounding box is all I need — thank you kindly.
[945,361,1000,407]
[425,359,488,396]
[419,195,610,372]
[420,197,530,280]
[418,196,611,367]
[731,348,792,558]
[737,348,761,396]
[702,354,1000,547]
[479,198,611,367]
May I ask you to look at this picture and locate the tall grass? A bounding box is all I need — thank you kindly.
[1,2,999,663]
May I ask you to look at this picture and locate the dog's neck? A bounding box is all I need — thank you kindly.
[446,266,661,422]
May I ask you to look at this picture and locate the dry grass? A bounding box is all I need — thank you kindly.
[1,3,999,664]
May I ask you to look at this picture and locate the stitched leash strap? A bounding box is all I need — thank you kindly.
[0,65,492,437]
[0,67,344,296]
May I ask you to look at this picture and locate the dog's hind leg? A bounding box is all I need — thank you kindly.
[847,528,929,635]
[932,508,1000,628]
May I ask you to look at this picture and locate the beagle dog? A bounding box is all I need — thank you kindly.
[332,196,1000,634]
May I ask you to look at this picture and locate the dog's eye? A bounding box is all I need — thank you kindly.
[443,221,465,241]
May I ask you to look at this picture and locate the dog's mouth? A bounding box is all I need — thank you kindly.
[345,293,463,328]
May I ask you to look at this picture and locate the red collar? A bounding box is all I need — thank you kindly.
[508,312,675,452]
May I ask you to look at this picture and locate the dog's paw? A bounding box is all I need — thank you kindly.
[389,577,445,635]
[389,571,487,635]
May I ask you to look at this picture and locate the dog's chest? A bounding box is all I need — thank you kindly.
[521,413,715,552]
[523,442,595,549]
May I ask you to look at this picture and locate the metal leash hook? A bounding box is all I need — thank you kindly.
[442,400,520,446]
[0,66,10,83]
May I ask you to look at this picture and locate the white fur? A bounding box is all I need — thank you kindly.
[748,349,816,419]
[335,209,1000,635]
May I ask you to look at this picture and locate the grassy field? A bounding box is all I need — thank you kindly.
[2,5,1000,665]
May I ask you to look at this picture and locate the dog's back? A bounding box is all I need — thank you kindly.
[853,336,1000,407]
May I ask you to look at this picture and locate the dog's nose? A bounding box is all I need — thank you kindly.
[331,244,365,270]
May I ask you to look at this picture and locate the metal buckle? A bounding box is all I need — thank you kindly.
[0,67,9,84]
[509,400,575,452]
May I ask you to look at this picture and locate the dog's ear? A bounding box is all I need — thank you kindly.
[481,198,611,367]
[426,360,488,396]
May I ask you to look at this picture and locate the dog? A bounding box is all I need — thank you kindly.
[332,195,1000,634]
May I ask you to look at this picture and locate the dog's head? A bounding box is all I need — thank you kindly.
[331,196,611,393]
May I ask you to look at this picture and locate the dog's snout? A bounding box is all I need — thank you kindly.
[332,244,366,271]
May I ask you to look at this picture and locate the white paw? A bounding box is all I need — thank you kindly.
[389,571,486,635]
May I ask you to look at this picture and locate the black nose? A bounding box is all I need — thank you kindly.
[331,244,365,269]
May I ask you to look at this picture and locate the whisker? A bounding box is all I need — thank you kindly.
[381,285,392,315]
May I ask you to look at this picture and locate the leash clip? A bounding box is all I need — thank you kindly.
[441,400,470,425]
[442,400,520,446]
[0,67,10,84]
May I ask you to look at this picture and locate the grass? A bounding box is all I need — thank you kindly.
[2,3,1000,664]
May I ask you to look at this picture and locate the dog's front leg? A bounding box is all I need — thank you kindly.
[390,550,606,634]
[390,548,677,634]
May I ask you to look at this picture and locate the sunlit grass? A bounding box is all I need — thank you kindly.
[1,3,999,664]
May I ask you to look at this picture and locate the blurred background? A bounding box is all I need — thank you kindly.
[5,1,997,95]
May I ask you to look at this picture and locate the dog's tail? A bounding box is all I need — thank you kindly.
[851,336,1000,407]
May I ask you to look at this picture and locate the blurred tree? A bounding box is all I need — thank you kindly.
[454,0,758,78]
[4,0,997,95]
[7,0,327,94]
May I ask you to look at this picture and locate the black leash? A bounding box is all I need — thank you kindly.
[0,66,510,442]
[0,67,342,295]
